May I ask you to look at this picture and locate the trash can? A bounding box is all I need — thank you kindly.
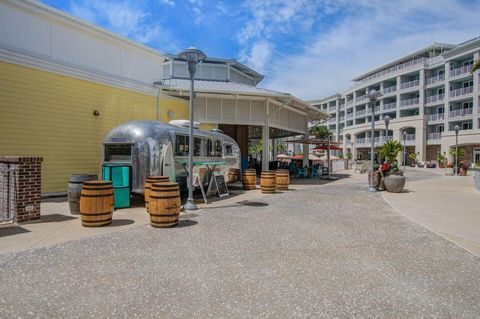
[102,164,131,208]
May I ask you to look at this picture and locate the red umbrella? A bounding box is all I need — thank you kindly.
[312,145,343,151]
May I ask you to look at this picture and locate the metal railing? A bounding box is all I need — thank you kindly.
[399,98,419,108]
[355,109,367,116]
[346,99,354,105]
[366,106,381,114]
[358,57,427,83]
[339,116,345,121]
[426,73,445,85]
[449,108,473,118]
[382,102,397,110]
[382,86,397,94]
[427,132,442,140]
[328,106,336,112]
[356,95,366,102]
[425,93,444,104]
[426,113,444,122]
[450,86,473,98]
[400,79,419,90]
[0,164,19,223]
[450,64,473,77]
[403,133,416,141]
[346,113,353,119]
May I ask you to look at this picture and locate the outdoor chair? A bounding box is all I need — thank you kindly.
[312,166,319,178]
[296,167,307,178]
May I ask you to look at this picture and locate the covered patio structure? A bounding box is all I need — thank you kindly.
[160,79,328,170]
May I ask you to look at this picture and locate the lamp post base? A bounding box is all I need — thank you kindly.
[368,185,377,192]
[184,199,198,211]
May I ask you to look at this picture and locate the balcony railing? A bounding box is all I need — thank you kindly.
[400,79,419,90]
[426,113,444,122]
[339,103,345,109]
[399,98,419,108]
[450,64,473,77]
[358,57,427,83]
[450,86,473,98]
[403,134,416,141]
[339,116,345,121]
[449,108,473,118]
[356,95,366,102]
[355,109,367,116]
[425,93,445,104]
[382,102,397,110]
[426,73,445,85]
[356,138,366,144]
[366,106,381,114]
[346,99,353,105]
[328,106,336,112]
[382,86,397,94]
[427,132,442,140]
[346,113,353,119]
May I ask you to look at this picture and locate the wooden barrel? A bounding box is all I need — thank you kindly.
[242,169,257,190]
[227,168,240,183]
[275,169,290,191]
[149,182,181,228]
[80,180,114,227]
[68,174,98,214]
[260,171,276,194]
[144,176,169,212]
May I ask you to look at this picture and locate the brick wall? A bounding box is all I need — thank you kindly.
[426,145,441,162]
[0,156,43,222]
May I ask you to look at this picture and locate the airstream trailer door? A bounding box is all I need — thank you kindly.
[162,142,176,182]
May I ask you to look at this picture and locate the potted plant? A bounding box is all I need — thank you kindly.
[459,160,468,176]
[437,154,446,168]
[381,161,406,193]
[445,162,454,175]
[378,140,404,163]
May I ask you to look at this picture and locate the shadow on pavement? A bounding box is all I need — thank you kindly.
[40,214,78,223]
[0,226,31,237]
[110,219,135,227]
[176,219,198,228]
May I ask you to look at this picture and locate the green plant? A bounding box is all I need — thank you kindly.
[309,125,332,140]
[408,153,417,162]
[476,162,480,168]
[471,58,480,74]
[338,153,344,159]
[436,153,446,163]
[378,140,404,162]
[449,147,465,159]
[276,143,287,154]
[446,162,454,168]
[346,152,352,160]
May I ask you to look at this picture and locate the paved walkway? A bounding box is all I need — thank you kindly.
[1,177,479,318]
[382,168,480,256]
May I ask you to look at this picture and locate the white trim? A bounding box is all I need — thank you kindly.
[0,45,158,96]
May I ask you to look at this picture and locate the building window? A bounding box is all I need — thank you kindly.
[225,144,233,156]
[474,148,480,165]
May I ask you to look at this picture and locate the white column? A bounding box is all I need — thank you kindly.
[444,61,451,131]
[352,135,358,160]
[419,69,425,117]
[262,102,270,171]
[303,134,309,167]
[396,75,402,119]
[416,124,426,162]
[473,52,479,129]
[335,99,340,141]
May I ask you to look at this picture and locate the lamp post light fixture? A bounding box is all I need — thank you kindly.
[454,124,460,176]
[178,47,207,211]
[367,89,382,192]
[403,131,407,171]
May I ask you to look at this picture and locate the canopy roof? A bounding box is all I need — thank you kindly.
[313,145,343,151]
[284,137,342,145]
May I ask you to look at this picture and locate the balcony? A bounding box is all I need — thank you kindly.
[356,95,366,103]
[382,85,397,95]
[346,99,354,105]
[449,108,473,119]
[426,74,445,85]
[382,102,397,111]
[425,93,445,104]
[366,106,381,114]
[402,133,416,145]
[339,103,345,109]
[356,138,366,145]
[450,65,473,77]
[346,113,353,120]
[339,115,345,121]
[328,106,336,112]
[399,98,419,108]
[449,86,473,98]
[427,132,442,140]
[358,57,427,84]
[355,109,367,116]
[400,79,419,90]
[426,113,444,123]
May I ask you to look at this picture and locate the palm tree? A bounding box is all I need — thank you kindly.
[378,140,404,162]
[471,58,480,74]
[309,125,332,140]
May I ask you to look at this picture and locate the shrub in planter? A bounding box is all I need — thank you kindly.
[380,161,406,193]
[437,154,446,168]
[445,162,454,176]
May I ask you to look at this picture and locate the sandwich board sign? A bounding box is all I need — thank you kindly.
[207,172,229,198]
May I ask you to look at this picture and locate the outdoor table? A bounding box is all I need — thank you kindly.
[177,160,226,204]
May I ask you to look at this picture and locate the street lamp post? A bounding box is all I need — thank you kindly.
[403,131,407,171]
[384,115,390,142]
[178,47,207,211]
[367,89,382,192]
[454,125,460,176]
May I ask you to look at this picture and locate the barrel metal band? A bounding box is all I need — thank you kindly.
[82,186,113,191]
[81,193,114,197]
[80,212,112,216]
[150,195,180,199]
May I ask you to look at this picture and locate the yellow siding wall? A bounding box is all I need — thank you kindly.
[0,61,188,193]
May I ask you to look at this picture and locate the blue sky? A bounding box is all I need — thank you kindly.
[41,0,480,100]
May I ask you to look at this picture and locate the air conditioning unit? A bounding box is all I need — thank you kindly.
[169,120,200,128]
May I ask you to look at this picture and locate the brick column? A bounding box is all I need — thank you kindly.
[0,156,43,222]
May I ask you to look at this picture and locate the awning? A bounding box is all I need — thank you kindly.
[313,145,343,151]
[290,154,322,161]
[284,138,342,145]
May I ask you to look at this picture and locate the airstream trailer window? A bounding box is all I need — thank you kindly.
[207,139,214,157]
[194,137,203,157]
[104,144,132,162]
[175,134,189,156]
[214,140,223,157]
[225,144,233,156]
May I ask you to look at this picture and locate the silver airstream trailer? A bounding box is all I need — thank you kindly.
[103,120,241,194]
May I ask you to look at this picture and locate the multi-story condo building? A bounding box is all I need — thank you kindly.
[309,38,480,166]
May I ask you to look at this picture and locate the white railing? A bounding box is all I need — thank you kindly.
[382,86,397,94]
[339,116,345,121]
[449,108,473,118]
[356,95,366,102]
[427,132,442,140]
[356,138,366,144]
[399,98,419,108]
[355,109,367,116]
[339,103,345,109]
[328,106,336,112]
[346,113,353,119]
[403,134,416,141]
[425,93,445,104]
[366,106,381,114]
[400,79,419,90]
[358,57,427,83]
[426,73,445,85]
[450,86,473,98]
[450,64,473,77]
[426,113,444,122]
[382,102,397,110]
[346,99,353,105]
[345,141,352,147]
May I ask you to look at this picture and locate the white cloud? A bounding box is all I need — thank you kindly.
[239,41,274,74]
[160,0,175,7]
[260,0,480,100]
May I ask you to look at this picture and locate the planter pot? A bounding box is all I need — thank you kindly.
[445,167,454,176]
[384,174,406,193]
[460,167,467,176]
